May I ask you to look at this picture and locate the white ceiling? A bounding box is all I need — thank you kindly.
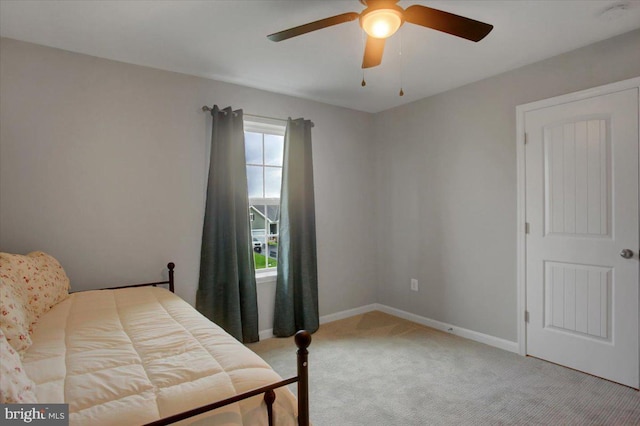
[1,1,640,113]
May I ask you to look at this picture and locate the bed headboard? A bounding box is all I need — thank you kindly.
[97,262,175,293]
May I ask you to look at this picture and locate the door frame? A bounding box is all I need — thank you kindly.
[516,76,640,357]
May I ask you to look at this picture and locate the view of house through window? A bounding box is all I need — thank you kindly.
[244,120,285,272]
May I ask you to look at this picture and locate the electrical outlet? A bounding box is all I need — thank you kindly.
[410,278,418,291]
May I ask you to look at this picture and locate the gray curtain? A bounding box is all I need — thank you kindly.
[273,118,319,337]
[196,105,259,343]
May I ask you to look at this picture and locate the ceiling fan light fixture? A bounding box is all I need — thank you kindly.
[360,8,403,39]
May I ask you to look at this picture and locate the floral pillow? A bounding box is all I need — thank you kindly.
[0,257,33,354]
[24,251,71,317]
[0,329,37,403]
[0,251,70,354]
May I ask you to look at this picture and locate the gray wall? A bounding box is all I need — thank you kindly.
[0,38,378,332]
[373,29,640,342]
[2,29,640,344]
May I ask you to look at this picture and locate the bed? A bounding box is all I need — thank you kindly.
[0,252,310,426]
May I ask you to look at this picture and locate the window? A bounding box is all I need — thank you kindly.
[244,119,285,272]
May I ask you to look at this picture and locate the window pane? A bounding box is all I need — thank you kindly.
[266,204,279,267]
[264,167,282,198]
[266,205,280,223]
[246,165,263,198]
[250,215,267,270]
[264,134,284,166]
[251,227,266,248]
[244,132,263,164]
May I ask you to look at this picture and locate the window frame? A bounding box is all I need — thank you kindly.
[244,118,286,279]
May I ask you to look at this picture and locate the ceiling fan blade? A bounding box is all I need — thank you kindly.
[404,5,493,42]
[362,36,385,69]
[267,12,360,42]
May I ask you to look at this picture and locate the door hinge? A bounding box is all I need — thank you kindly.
[525,222,530,234]
[525,311,530,323]
[524,133,528,144]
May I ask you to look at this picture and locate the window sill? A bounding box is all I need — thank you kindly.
[256,270,277,284]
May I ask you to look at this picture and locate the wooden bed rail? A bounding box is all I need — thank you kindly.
[144,330,311,426]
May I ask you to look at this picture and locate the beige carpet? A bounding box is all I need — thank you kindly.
[248,311,640,425]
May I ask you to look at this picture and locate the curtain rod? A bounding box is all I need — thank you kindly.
[201,106,313,127]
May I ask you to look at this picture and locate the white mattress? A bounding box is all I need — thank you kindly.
[21,287,298,425]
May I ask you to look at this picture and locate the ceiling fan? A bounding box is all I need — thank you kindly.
[267,0,493,69]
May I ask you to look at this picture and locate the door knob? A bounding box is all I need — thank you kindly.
[620,249,634,259]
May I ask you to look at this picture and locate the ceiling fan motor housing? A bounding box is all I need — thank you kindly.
[359,2,406,39]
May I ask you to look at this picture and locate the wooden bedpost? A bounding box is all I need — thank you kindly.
[295,330,311,426]
[167,262,175,293]
[264,389,276,426]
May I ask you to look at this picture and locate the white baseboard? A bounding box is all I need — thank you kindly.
[258,304,378,340]
[258,303,518,354]
[319,303,378,325]
[259,329,275,340]
[374,304,519,353]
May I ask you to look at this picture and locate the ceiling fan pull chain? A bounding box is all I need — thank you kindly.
[361,29,367,87]
[399,27,404,97]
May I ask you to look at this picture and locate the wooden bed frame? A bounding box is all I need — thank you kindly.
[99,262,310,426]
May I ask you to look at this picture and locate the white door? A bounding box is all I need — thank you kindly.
[524,87,639,388]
